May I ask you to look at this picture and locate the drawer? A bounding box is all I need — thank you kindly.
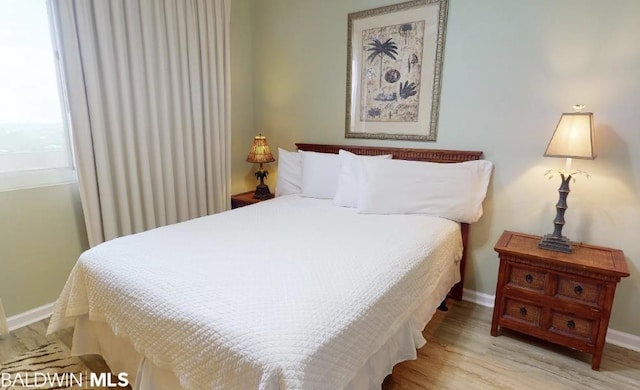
[507,266,546,293]
[503,298,542,326]
[556,277,602,306]
[549,311,596,342]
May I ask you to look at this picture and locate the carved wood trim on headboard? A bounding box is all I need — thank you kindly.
[295,143,484,301]
[296,143,482,163]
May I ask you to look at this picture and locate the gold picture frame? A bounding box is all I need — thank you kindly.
[345,0,448,141]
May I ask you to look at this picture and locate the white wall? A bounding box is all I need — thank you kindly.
[230,0,259,194]
[246,0,640,335]
[0,183,88,316]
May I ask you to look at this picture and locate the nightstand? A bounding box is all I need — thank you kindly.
[231,190,274,209]
[491,231,629,370]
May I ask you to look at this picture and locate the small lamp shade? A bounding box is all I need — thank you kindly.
[246,135,275,164]
[544,109,596,160]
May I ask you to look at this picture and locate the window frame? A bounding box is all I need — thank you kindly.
[0,0,76,192]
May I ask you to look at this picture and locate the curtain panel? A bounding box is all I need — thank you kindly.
[48,0,231,246]
[0,298,8,337]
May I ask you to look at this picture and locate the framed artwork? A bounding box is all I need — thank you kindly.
[345,0,449,141]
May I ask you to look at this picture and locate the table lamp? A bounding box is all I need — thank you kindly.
[539,104,596,253]
[246,134,275,200]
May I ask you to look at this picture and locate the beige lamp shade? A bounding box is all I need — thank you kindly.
[246,134,275,164]
[544,111,596,160]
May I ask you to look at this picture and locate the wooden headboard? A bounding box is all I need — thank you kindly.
[295,143,484,301]
[296,143,482,163]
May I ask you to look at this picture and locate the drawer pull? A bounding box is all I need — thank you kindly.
[567,320,576,330]
[525,274,533,283]
[520,307,528,316]
[574,285,583,295]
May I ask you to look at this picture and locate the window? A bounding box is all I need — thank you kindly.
[0,0,74,190]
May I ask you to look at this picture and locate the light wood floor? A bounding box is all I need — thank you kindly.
[1,300,638,389]
[383,300,640,389]
[0,318,114,382]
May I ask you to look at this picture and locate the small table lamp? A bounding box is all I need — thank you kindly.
[246,134,275,200]
[539,105,596,253]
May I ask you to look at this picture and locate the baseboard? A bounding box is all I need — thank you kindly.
[461,288,640,353]
[7,302,54,332]
[606,328,640,352]
[462,288,495,307]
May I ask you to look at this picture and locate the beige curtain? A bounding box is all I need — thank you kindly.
[48,0,231,246]
[0,298,8,337]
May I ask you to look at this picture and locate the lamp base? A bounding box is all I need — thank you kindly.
[253,183,273,200]
[538,234,572,253]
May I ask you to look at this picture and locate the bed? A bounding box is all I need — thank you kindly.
[48,144,486,390]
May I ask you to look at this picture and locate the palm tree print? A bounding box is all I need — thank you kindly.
[359,20,425,123]
[367,38,398,88]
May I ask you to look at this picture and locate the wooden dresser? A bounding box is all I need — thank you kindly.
[491,231,629,370]
[231,190,274,209]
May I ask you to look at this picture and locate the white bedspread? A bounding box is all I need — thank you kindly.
[48,195,462,390]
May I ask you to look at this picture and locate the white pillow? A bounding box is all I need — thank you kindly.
[275,148,302,196]
[300,150,341,199]
[357,158,493,223]
[333,150,392,208]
